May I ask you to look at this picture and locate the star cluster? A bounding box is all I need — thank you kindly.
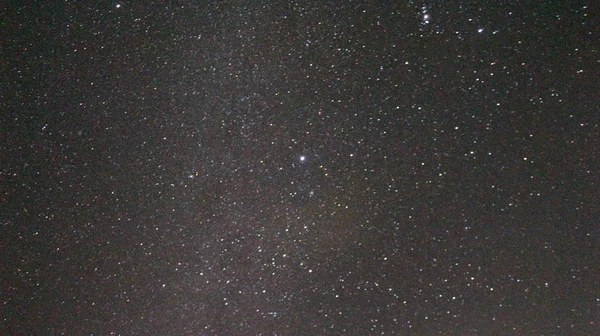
[1,1,598,335]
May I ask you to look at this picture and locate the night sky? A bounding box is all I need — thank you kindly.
[1,1,598,335]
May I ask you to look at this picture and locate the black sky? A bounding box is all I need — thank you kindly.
[1,1,598,335]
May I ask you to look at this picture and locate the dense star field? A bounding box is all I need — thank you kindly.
[1,1,598,335]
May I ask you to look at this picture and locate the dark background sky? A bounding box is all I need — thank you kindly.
[1,1,598,335]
